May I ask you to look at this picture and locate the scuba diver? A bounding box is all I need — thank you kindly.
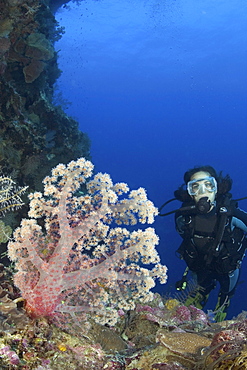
[160,165,247,322]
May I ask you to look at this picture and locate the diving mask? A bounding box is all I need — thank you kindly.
[187,176,217,196]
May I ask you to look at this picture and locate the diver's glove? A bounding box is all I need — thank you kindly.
[175,276,187,291]
[175,267,189,290]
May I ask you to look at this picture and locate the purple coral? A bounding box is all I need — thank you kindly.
[188,305,208,325]
[171,305,209,327]
[209,329,245,361]
[152,364,186,370]
[135,303,170,326]
[172,305,192,323]
[0,345,20,365]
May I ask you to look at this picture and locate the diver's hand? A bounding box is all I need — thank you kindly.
[175,278,187,291]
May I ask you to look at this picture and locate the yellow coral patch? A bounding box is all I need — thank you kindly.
[165,298,180,310]
[57,344,67,352]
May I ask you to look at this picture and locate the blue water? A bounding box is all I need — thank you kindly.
[54,0,247,319]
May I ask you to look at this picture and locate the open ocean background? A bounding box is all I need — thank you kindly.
[54,0,247,319]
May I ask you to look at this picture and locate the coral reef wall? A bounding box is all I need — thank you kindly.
[0,0,90,196]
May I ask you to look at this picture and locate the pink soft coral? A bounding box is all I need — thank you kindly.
[8,158,167,324]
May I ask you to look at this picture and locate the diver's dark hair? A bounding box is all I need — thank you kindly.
[217,171,233,195]
[174,165,233,202]
[183,165,217,184]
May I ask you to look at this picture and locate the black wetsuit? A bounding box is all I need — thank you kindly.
[175,202,247,310]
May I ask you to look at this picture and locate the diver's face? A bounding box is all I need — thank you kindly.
[189,171,217,204]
